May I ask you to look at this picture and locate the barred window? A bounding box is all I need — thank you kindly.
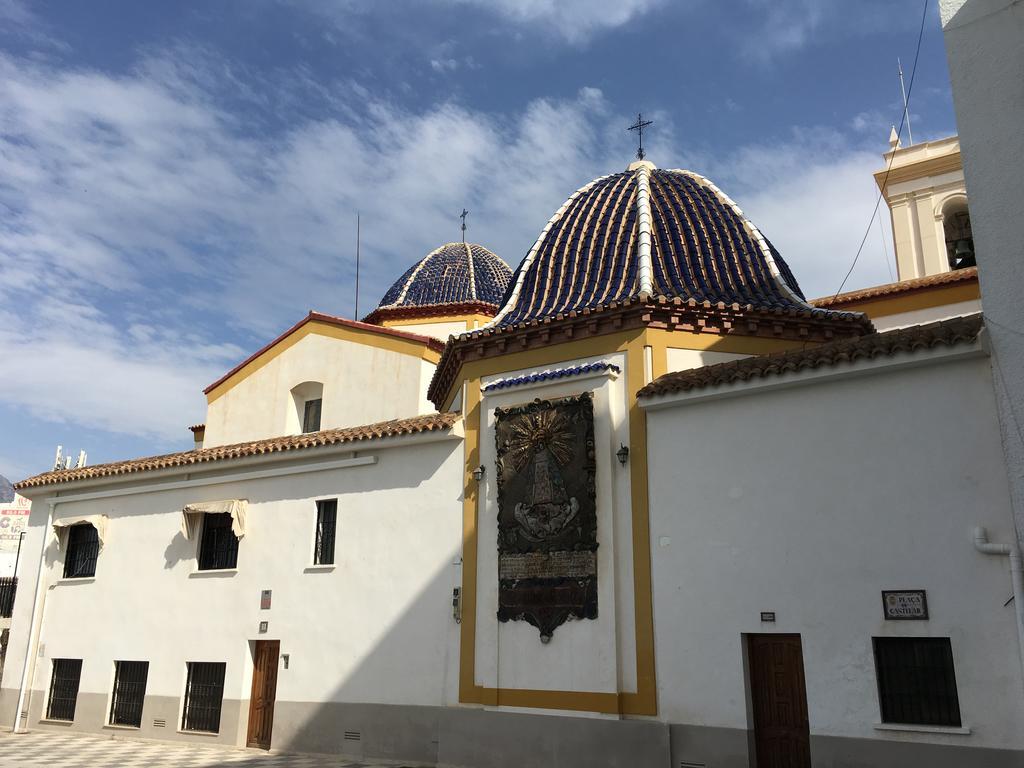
[46,658,83,721]
[109,660,149,727]
[197,513,239,571]
[303,398,322,433]
[874,637,962,727]
[181,662,226,733]
[63,524,99,578]
[314,499,337,565]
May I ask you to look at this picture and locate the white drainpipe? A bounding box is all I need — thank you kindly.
[973,526,1024,696]
[13,501,56,733]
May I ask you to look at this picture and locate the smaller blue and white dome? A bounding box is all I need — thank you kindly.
[367,242,512,323]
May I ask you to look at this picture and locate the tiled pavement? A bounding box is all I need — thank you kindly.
[0,731,424,768]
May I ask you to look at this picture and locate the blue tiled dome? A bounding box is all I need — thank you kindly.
[369,242,512,322]
[491,161,827,327]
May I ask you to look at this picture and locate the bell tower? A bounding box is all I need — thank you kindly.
[875,132,974,280]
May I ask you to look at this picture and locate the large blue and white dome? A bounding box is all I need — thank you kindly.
[490,160,822,327]
[367,242,512,323]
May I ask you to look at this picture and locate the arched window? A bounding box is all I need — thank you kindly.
[942,198,975,270]
[290,381,324,434]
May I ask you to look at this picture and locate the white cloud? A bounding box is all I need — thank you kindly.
[0,53,619,443]
[702,129,895,298]
[0,47,894,451]
[447,0,667,43]
[430,58,458,72]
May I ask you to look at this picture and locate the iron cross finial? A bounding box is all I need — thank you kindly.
[460,208,469,242]
[627,112,654,160]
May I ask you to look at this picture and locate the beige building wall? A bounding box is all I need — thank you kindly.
[203,330,437,448]
[876,136,969,281]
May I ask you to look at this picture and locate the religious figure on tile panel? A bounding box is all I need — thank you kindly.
[494,392,598,643]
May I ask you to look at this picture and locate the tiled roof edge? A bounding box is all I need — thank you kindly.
[637,313,984,399]
[811,267,978,308]
[15,412,460,490]
[362,300,500,326]
[482,362,621,393]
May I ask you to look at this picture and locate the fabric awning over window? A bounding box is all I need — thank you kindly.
[181,499,247,540]
[52,515,109,550]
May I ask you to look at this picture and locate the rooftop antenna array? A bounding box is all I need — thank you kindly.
[53,445,88,472]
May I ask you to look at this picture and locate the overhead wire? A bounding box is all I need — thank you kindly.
[829,0,929,301]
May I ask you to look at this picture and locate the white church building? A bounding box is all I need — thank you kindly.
[1,140,1020,768]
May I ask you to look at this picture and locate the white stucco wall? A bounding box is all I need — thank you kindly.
[203,332,437,447]
[665,348,747,374]
[1,435,463,739]
[942,0,1024,548]
[644,350,1023,750]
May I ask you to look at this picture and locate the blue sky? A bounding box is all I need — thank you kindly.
[0,0,956,481]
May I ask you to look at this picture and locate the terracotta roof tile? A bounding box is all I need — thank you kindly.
[16,412,460,490]
[638,314,984,399]
[811,267,978,308]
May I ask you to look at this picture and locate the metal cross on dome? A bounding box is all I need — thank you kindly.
[460,208,469,242]
[627,112,653,160]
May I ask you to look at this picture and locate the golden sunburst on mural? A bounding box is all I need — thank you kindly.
[501,409,574,475]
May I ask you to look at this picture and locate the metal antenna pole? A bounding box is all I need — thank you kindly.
[13,531,24,577]
[354,212,361,320]
[898,57,914,146]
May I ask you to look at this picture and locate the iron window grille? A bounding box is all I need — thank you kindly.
[197,513,239,571]
[181,662,226,733]
[314,499,337,565]
[63,524,99,579]
[0,577,16,618]
[109,660,149,728]
[874,637,962,727]
[303,398,322,433]
[46,658,83,722]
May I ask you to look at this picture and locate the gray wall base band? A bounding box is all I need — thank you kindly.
[3,689,1024,768]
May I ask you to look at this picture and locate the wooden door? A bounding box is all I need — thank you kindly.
[246,640,280,749]
[748,634,811,768]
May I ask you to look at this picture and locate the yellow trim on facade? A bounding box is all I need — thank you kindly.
[827,281,980,321]
[382,313,494,331]
[455,326,802,715]
[874,151,962,191]
[206,320,442,404]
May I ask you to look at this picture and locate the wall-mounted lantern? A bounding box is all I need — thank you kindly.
[472,465,486,482]
[617,444,630,465]
[452,587,462,624]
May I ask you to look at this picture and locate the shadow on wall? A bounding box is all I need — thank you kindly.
[164,532,191,569]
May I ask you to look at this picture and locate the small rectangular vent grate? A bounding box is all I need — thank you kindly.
[152,718,167,728]
[680,762,707,768]
[343,730,361,741]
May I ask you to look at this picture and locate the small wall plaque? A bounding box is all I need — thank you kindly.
[760,612,776,623]
[260,589,272,610]
[882,590,928,620]
[258,621,269,634]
